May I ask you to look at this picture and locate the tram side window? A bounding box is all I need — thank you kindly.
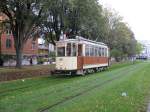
[103,48,107,57]
[85,45,90,56]
[90,46,92,56]
[72,43,76,56]
[104,48,106,57]
[106,48,108,57]
[57,47,65,57]
[90,46,94,56]
[78,44,83,56]
[99,47,101,56]
[105,48,107,57]
[104,48,105,57]
[94,47,97,56]
[97,47,99,56]
[67,43,71,56]
[103,48,105,57]
[102,48,104,57]
[92,47,95,56]
[95,47,99,56]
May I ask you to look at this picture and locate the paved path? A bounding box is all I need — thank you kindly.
[147,102,150,112]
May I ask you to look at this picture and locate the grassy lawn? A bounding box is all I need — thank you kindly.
[0,61,150,112]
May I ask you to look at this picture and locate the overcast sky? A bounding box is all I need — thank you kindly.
[99,0,150,41]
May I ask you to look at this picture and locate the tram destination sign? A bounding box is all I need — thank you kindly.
[57,43,66,47]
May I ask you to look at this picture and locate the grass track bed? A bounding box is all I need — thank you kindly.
[0,61,150,112]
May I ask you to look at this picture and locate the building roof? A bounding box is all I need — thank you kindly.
[138,40,150,58]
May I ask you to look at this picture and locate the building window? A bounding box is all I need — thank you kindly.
[6,29,11,35]
[6,39,12,48]
[32,42,36,49]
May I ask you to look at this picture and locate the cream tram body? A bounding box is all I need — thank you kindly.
[55,36,109,75]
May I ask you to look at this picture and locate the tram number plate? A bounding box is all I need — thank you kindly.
[59,58,63,61]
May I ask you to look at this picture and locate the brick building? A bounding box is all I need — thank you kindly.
[138,40,150,59]
[38,43,49,57]
[38,38,55,57]
[1,31,38,56]
[0,13,38,66]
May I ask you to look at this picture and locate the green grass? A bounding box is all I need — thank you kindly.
[0,61,150,112]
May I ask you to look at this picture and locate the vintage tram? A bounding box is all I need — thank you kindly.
[55,36,109,75]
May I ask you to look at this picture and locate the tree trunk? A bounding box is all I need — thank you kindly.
[14,32,23,69]
[0,32,3,66]
[0,32,2,56]
[15,46,23,68]
[12,22,24,69]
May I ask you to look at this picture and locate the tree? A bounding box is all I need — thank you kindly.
[0,0,46,68]
[136,42,143,55]
[103,8,137,61]
[0,0,139,65]
[103,8,123,49]
[70,0,106,41]
[40,0,71,45]
[42,0,106,44]
[41,1,138,62]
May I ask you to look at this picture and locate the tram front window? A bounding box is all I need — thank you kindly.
[57,47,65,57]
[67,43,71,56]
[72,43,76,56]
[67,43,77,56]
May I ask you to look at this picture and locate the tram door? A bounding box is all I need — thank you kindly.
[78,44,82,56]
[77,44,83,69]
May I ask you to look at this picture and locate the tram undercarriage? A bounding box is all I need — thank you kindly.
[54,66,108,76]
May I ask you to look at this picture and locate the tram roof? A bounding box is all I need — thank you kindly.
[56,36,107,47]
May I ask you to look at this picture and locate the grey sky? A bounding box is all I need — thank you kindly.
[99,0,150,41]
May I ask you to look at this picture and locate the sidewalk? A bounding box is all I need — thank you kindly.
[147,102,150,112]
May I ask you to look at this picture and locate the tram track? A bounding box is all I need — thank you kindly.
[0,63,146,112]
[0,64,125,96]
[0,78,62,96]
[38,64,140,112]
[0,63,139,97]
[0,64,131,97]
